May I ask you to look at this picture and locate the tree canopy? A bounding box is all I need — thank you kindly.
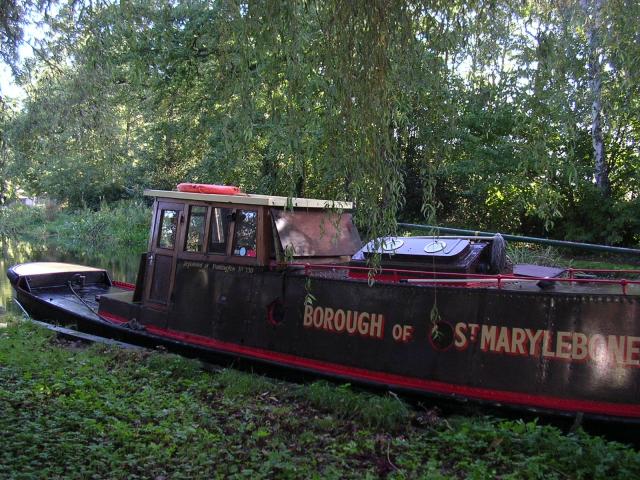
[2,0,639,245]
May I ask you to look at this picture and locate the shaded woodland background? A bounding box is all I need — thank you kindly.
[0,0,638,245]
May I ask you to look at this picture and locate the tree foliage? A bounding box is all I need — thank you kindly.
[2,0,639,245]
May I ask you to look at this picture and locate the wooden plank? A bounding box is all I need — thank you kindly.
[25,317,145,350]
[514,264,567,278]
[144,189,353,210]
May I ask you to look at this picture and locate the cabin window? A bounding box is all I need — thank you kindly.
[209,207,232,254]
[158,209,179,249]
[185,206,207,252]
[233,209,257,257]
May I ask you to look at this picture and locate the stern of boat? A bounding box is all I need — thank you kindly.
[6,262,112,293]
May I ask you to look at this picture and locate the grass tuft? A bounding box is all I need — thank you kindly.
[301,381,410,431]
[216,368,276,398]
[0,203,48,238]
[52,200,150,253]
[507,244,564,266]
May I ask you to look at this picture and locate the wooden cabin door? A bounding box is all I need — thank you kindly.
[144,201,185,309]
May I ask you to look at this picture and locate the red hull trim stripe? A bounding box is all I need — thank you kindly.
[99,311,640,418]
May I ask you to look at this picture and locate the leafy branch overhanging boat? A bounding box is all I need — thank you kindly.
[7,186,640,422]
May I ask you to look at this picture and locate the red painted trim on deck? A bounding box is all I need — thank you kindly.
[99,311,640,418]
[112,281,135,290]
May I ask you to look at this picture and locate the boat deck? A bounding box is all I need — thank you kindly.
[297,263,640,297]
[29,284,127,322]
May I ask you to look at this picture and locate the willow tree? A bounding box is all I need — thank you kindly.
[184,0,446,238]
[5,0,639,244]
[311,0,413,236]
[1,0,55,203]
[0,0,55,73]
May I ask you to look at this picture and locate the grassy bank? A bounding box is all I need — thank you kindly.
[0,200,150,254]
[1,317,638,479]
[506,245,640,271]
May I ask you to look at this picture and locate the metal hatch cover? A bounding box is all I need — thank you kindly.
[355,237,471,260]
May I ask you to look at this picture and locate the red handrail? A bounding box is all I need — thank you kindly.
[281,262,640,295]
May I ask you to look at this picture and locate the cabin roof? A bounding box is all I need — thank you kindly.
[144,189,353,210]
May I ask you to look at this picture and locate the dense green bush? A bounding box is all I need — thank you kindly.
[0,200,150,254]
[556,186,640,246]
[0,203,47,238]
[53,200,150,252]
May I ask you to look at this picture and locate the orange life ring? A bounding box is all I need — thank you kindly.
[177,183,243,195]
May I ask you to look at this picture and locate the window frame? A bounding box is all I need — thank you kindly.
[208,206,233,256]
[183,205,209,253]
[231,208,258,258]
[156,208,180,251]
[173,201,264,266]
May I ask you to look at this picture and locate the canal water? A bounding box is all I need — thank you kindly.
[0,236,141,317]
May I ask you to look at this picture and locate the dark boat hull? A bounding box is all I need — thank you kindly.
[8,261,640,422]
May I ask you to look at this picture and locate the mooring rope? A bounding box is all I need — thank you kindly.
[67,279,144,330]
[490,233,507,273]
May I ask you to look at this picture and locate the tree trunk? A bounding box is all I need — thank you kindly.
[0,141,6,205]
[581,0,610,196]
[0,102,7,206]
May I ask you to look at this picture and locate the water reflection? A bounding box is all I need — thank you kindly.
[0,236,141,316]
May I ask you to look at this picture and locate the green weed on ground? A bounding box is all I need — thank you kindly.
[566,257,640,272]
[0,317,639,479]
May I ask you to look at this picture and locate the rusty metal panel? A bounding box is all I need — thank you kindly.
[272,209,362,257]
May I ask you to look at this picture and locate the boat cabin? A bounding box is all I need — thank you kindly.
[140,189,362,309]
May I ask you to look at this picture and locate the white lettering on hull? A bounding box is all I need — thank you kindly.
[455,322,640,367]
[304,305,385,340]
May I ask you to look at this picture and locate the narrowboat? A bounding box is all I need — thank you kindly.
[7,186,640,421]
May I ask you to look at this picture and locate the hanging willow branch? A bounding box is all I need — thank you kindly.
[317,0,416,240]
